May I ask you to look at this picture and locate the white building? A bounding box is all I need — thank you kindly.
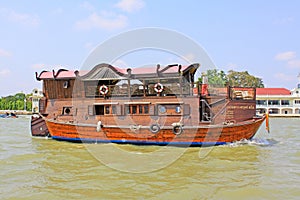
[256,77,300,116]
[31,89,44,113]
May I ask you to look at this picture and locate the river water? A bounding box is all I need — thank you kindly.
[0,117,299,200]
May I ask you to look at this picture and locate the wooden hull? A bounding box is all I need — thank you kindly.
[45,116,265,146]
[31,115,50,137]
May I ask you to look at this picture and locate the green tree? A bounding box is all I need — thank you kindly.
[0,92,33,111]
[207,69,228,86]
[227,70,264,88]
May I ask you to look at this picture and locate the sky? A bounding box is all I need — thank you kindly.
[1,0,300,96]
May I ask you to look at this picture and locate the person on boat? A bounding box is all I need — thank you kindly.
[201,72,209,96]
[10,112,17,118]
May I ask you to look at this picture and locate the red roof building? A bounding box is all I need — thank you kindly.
[256,88,291,95]
[256,87,300,116]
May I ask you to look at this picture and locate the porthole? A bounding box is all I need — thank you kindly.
[175,106,181,113]
[64,108,71,114]
[158,105,166,113]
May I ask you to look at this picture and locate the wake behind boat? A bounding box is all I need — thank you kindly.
[30,63,266,146]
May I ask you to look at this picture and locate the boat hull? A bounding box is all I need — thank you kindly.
[31,115,50,137]
[45,116,265,146]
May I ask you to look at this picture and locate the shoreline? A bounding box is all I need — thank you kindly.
[0,110,33,115]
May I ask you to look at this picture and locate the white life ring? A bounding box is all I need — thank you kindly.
[99,85,109,95]
[154,83,164,93]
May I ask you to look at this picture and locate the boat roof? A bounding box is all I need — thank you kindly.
[256,88,291,95]
[36,63,200,81]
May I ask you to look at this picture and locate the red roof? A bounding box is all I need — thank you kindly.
[256,88,291,95]
[36,64,191,80]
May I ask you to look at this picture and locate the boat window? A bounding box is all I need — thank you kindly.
[62,106,75,116]
[105,105,110,114]
[175,106,181,113]
[95,105,105,115]
[125,104,150,115]
[158,105,167,114]
[132,105,137,114]
[112,105,117,114]
[144,105,149,114]
[94,105,119,115]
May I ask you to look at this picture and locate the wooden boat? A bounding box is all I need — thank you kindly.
[30,63,266,146]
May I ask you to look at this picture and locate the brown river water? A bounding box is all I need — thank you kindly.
[0,117,299,200]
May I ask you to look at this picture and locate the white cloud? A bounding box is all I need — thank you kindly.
[115,0,145,13]
[275,51,296,61]
[0,48,12,57]
[0,69,11,76]
[0,8,40,27]
[75,12,128,31]
[287,60,300,69]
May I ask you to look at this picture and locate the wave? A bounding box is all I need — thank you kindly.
[226,138,279,147]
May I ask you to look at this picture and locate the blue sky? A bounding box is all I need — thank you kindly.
[1,0,300,96]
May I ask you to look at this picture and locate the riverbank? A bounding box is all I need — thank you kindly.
[0,110,33,115]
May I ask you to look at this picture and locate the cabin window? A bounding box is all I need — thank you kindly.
[95,105,105,115]
[175,105,181,113]
[125,104,150,115]
[105,105,110,114]
[62,106,76,116]
[158,105,167,114]
[63,81,69,89]
[94,105,118,115]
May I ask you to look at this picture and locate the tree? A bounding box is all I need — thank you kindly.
[207,69,228,86]
[0,92,32,111]
[198,69,264,88]
[227,70,264,88]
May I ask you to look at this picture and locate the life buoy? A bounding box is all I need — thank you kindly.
[149,124,160,133]
[154,83,163,93]
[172,125,183,135]
[99,85,109,95]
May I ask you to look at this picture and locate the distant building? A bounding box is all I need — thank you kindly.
[30,89,44,113]
[256,74,300,116]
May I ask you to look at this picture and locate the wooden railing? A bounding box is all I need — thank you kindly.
[85,83,193,98]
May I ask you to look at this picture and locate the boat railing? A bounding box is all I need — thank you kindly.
[85,83,193,98]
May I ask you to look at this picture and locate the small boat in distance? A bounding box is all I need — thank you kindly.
[0,112,18,118]
[30,63,266,146]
